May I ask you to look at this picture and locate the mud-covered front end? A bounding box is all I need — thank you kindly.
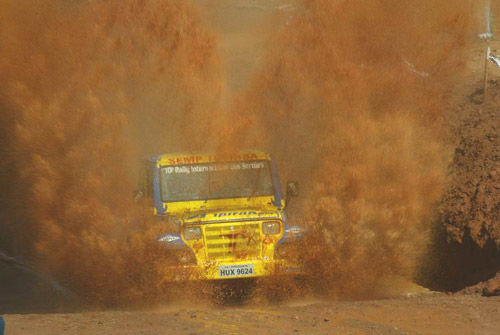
[158,210,304,281]
[144,152,303,282]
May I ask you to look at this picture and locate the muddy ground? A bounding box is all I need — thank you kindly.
[2,294,500,335]
[1,0,500,334]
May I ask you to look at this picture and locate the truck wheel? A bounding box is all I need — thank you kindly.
[254,275,312,303]
[211,278,256,305]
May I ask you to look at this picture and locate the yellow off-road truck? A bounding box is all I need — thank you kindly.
[138,151,304,283]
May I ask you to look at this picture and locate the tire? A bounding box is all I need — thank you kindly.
[210,278,256,305]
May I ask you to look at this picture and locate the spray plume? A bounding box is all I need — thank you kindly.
[0,0,223,304]
[0,0,476,304]
[227,0,473,298]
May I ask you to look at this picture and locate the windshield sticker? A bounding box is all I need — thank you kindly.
[163,162,265,175]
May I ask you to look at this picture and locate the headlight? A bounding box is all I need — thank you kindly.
[183,226,202,240]
[262,221,281,235]
[158,234,182,244]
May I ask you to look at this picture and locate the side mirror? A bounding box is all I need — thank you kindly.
[285,181,298,208]
[284,226,307,241]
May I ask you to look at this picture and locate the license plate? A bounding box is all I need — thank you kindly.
[219,264,255,278]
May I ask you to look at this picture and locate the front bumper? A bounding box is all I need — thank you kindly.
[160,259,304,282]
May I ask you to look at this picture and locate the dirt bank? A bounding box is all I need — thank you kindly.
[442,81,500,247]
[419,79,500,292]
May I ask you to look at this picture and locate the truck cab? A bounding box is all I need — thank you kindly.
[140,151,303,281]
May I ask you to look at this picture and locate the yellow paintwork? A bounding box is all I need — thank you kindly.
[163,208,291,281]
[164,196,284,217]
[155,152,284,217]
[155,152,298,281]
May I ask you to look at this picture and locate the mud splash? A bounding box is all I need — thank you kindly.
[0,0,222,304]
[228,0,474,298]
[0,0,478,305]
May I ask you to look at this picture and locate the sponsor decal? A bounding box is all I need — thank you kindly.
[212,211,278,218]
[213,211,257,217]
[167,153,259,165]
[185,211,280,223]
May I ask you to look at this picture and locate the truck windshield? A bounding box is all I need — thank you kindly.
[160,160,274,202]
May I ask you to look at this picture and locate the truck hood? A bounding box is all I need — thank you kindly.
[182,208,283,224]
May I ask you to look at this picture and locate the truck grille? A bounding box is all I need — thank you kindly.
[203,222,261,260]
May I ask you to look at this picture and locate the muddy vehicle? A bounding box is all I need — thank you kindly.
[137,152,304,284]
